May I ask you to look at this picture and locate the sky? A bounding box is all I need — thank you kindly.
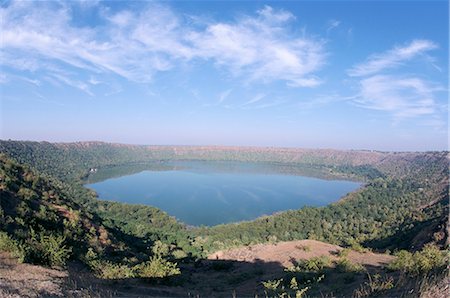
[0,0,448,151]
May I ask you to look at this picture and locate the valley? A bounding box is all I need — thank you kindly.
[0,140,448,297]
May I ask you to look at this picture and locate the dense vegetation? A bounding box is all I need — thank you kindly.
[0,140,448,296]
[0,154,186,279]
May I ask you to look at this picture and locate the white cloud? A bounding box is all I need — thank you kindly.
[128,5,196,60]
[189,9,325,87]
[1,2,200,86]
[256,5,295,24]
[346,39,444,123]
[0,2,326,92]
[348,39,438,77]
[353,75,441,119]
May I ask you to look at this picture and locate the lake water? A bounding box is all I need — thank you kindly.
[86,161,361,226]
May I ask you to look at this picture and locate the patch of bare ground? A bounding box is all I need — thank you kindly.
[0,252,67,297]
[198,239,396,297]
[208,239,394,268]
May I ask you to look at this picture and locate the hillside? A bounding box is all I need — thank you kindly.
[0,153,122,265]
[0,140,448,297]
[0,239,395,297]
[0,154,187,283]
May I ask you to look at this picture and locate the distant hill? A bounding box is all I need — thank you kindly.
[1,140,447,182]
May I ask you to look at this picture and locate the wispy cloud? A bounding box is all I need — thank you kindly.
[88,76,101,85]
[0,73,8,84]
[295,93,348,110]
[241,93,266,107]
[245,99,286,110]
[0,2,192,86]
[353,75,441,118]
[33,91,65,106]
[348,39,438,77]
[188,5,325,87]
[218,89,232,103]
[0,73,41,86]
[0,2,326,95]
[51,73,93,96]
[326,19,340,34]
[347,40,444,122]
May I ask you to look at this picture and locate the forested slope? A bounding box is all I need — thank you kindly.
[0,153,133,266]
[0,154,190,280]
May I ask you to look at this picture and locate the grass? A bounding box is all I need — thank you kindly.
[352,273,394,298]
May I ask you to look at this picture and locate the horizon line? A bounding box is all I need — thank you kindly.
[1,138,448,154]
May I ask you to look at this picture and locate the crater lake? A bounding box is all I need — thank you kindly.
[85,161,361,226]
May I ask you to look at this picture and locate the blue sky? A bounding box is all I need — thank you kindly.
[0,0,448,151]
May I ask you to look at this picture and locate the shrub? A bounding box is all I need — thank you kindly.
[347,239,370,253]
[387,250,414,273]
[337,248,350,258]
[151,240,170,256]
[23,233,71,267]
[85,247,179,280]
[97,262,136,279]
[38,234,72,267]
[336,258,365,273]
[0,232,26,262]
[262,278,283,291]
[388,245,447,276]
[135,256,180,278]
[262,277,310,298]
[84,249,136,279]
[171,249,188,259]
[298,256,331,272]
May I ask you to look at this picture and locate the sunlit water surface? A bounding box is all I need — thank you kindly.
[86,161,361,226]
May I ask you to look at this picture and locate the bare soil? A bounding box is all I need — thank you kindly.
[0,252,67,297]
[208,239,394,267]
